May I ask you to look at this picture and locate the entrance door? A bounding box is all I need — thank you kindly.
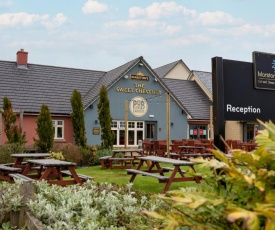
[145,121,157,141]
[244,123,258,142]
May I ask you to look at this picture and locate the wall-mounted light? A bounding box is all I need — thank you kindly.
[139,62,143,66]
[149,114,154,118]
[154,78,158,82]
[95,120,98,124]
[171,122,174,126]
[124,75,129,79]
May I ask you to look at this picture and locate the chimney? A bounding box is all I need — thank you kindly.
[16,49,28,67]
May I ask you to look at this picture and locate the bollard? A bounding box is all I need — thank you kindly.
[138,140,142,149]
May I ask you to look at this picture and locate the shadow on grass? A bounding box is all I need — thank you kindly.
[76,164,207,194]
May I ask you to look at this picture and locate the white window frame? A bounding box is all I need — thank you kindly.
[112,120,144,147]
[52,120,64,139]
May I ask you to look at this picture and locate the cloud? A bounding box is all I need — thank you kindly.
[105,19,181,36]
[129,1,195,20]
[42,13,70,29]
[105,19,159,32]
[0,12,69,29]
[170,34,212,46]
[190,11,244,26]
[164,25,182,35]
[82,0,108,14]
[209,23,275,37]
[0,0,13,8]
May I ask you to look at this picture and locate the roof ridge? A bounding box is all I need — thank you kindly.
[82,56,141,109]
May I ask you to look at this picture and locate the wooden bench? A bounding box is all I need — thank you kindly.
[109,157,134,169]
[99,156,112,169]
[161,166,187,173]
[61,171,93,181]
[169,152,179,159]
[0,164,22,172]
[4,162,28,167]
[9,173,34,182]
[126,169,168,182]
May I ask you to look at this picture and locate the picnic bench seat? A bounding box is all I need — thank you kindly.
[126,169,169,181]
[0,164,23,182]
[9,173,34,182]
[99,156,112,169]
[161,166,187,173]
[169,152,180,159]
[0,164,22,172]
[4,162,28,167]
[109,157,134,169]
[61,170,94,181]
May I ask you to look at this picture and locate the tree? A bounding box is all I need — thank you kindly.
[1,96,25,144]
[70,89,87,147]
[34,104,54,152]
[97,85,113,149]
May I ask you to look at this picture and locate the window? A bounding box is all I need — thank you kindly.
[189,124,208,140]
[112,120,144,146]
[52,120,64,139]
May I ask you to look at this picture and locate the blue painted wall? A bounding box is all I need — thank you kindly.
[84,63,188,146]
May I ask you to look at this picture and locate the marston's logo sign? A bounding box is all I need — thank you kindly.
[130,71,149,81]
[253,51,275,90]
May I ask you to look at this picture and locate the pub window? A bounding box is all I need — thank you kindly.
[189,124,208,140]
[112,120,144,146]
[52,120,64,139]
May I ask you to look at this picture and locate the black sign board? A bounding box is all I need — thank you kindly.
[212,52,275,152]
[253,51,275,90]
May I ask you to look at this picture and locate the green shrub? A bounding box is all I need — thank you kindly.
[0,143,24,164]
[52,144,111,167]
[48,151,65,160]
[52,143,83,166]
[0,181,23,225]
[28,180,165,229]
[81,145,97,166]
[144,120,275,230]
[94,146,113,165]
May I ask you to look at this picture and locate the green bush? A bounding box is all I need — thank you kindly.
[51,143,115,167]
[0,143,24,164]
[52,143,83,166]
[0,181,23,225]
[80,145,97,166]
[48,151,65,160]
[93,146,113,165]
[144,120,275,230]
[28,181,165,229]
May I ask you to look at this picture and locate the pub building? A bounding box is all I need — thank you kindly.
[83,56,213,147]
[0,49,260,149]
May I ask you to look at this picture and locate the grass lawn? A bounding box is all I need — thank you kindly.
[76,163,209,194]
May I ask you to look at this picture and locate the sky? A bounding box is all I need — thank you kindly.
[1,0,275,72]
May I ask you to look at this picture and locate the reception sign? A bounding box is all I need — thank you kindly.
[212,51,275,151]
[214,53,275,121]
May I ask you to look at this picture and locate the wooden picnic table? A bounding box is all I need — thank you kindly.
[22,159,85,186]
[108,149,143,169]
[178,145,205,153]
[0,153,51,182]
[177,145,212,160]
[126,156,201,194]
[239,142,256,151]
[11,153,51,169]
